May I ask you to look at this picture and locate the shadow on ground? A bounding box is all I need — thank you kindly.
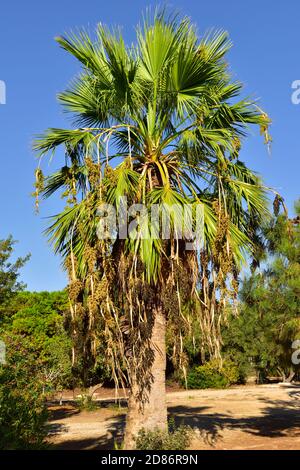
[48,413,126,450]
[169,400,300,446]
[48,385,300,449]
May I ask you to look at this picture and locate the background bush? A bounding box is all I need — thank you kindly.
[186,359,239,389]
[135,420,193,450]
[0,338,48,449]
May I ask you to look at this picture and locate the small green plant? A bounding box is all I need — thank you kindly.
[113,439,124,450]
[135,419,193,450]
[186,359,239,389]
[75,393,98,411]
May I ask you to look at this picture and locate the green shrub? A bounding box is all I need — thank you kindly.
[75,393,98,411]
[221,359,240,384]
[0,378,48,449]
[0,340,48,449]
[135,421,193,450]
[186,359,239,389]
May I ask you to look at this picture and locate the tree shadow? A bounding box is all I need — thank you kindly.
[168,387,300,446]
[49,437,111,450]
[48,412,126,450]
[47,385,300,449]
[48,405,81,421]
[46,422,69,437]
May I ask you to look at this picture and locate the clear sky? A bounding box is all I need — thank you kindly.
[0,0,299,291]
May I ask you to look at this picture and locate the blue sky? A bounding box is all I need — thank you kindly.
[0,0,299,291]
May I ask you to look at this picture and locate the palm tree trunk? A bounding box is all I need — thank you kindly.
[123,304,167,449]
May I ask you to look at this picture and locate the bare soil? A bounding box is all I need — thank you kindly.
[46,383,300,450]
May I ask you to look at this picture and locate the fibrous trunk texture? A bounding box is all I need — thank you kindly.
[123,305,167,449]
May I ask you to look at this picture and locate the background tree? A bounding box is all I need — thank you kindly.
[34,12,272,448]
[1,290,73,393]
[0,238,48,449]
[223,200,300,383]
[0,236,29,319]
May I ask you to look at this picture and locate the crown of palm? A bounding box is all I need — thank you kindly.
[34,13,272,282]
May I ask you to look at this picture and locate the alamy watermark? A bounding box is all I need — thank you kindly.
[0,80,6,105]
[291,340,300,365]
[0,340,6,365]
[96,197,205,251]
[291,80,300,104]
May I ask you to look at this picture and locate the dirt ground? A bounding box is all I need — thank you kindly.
[46,383,300,450]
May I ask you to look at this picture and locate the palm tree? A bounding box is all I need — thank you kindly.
[34,12,273,448]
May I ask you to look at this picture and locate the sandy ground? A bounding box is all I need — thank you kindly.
[46,383,300,450]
